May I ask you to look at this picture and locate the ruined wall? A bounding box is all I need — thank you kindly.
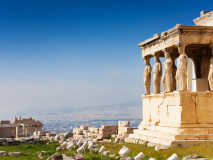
[26,126,37,136]
[0,120,10,124]
[99,125,118,139]
[118,121,137,138]
[0,127,16,138]
[13,117,43,130]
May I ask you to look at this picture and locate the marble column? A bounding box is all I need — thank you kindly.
[16,126,19,138]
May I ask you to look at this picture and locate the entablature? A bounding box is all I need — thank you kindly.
[139,24,213,58]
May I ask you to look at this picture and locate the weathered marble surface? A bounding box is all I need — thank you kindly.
[208,63,213,91]
[176,54,188,91]
[143,57,152,95]
[162,50,173,92]
[153,55,162,94]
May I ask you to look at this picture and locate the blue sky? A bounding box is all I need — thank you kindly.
[0,0,212,112]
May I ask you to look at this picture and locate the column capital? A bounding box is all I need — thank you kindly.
[162,48,173,59]
[162,47,173,54]
[153,52,160,57]
[175,43,186,54]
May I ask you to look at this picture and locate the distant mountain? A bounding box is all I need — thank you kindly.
[11,101,142,116]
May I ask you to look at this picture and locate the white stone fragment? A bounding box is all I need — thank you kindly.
[60,142,67,148]
[167,153,179,160]
[67,143,75,150]
[118,146,130,157]
[77,139,83,146]
[102,151,110,155]
[114,138,119,143]
[134,152,145,160]
[77,141,87,153]
[88,141,94,149]
[99,146,105,154]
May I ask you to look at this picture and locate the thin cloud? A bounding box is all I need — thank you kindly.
[110,71,120,76]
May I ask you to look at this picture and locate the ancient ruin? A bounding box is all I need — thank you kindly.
[127,11,213,147]
[0,116,43,138]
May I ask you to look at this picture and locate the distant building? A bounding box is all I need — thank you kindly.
[0,120,16,138]
[0,116,43,138]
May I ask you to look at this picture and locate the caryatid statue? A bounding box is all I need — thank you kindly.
[162,49,173,92]
[176,53,188,91]
[208,63,213,91]
[208,45,213,91]
[153,54,162,94]
[143,57,152,95]
[172,58,177,91]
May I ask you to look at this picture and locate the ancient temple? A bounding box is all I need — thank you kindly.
[127,11,213,147]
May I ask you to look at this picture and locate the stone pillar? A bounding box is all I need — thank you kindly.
[25,128,28,137]
[191,58,197,92]
[176,44,188,91]
[143,57,152,95]
[162,48,173,92]
[22,124,25,135]
[192,49,210,92]
[153,53,162,94]
[16,126,19,138]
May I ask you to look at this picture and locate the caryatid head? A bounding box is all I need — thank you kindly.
[163,48,173,59]
[143,57,150,66]
[154,53,160,62]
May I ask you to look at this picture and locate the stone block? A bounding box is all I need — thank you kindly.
[38,131,50,136]
[0,151,8,156]
[8,152,21,156]
[0,138,6,143]
[6,138,15,143]
[118,121,130,128]
[80,125,90,130]
[47,153,63,160]
[46,133,57,139]
[168,105,182,124]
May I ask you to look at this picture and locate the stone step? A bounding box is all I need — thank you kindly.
[135,126,213,134]
[133,129,175,140]
[133,129,213,140]
[128,134,213,147]
[128,133,142,139]
[175,134,213,140]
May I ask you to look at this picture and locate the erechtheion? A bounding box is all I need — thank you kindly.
[127,11,213,147]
